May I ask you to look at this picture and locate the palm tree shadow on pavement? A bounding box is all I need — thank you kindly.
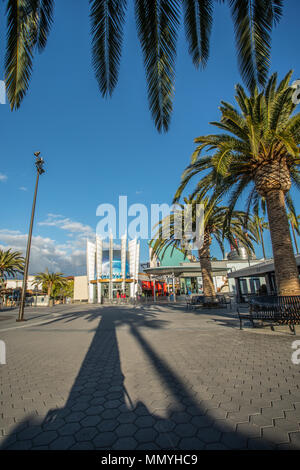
[0,306,279,450]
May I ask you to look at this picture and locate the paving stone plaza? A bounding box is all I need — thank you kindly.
[0,303,299,450]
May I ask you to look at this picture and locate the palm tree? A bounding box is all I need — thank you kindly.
[253,213,268,259]
[52,279,74,303]
[174,71,300,295]
[5,0,282,132]
[0,248,24,281]
[151,195,257,297]
[33,269,68,299]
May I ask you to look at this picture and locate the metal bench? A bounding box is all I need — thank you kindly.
[187,295,227,310]
[237,295,300,335]
[186,295,204,310]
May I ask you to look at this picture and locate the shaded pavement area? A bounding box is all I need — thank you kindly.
[0,303,299,450]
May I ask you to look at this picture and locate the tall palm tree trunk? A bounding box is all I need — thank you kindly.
[198,232,216,298]
[265,190,300,295]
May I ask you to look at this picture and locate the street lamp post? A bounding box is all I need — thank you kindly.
[17,152,45,322]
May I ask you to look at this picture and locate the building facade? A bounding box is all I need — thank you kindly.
[82,234,141,303]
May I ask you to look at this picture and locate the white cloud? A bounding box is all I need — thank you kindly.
[19,186,27,191]
[0,173,7,182]
[0,229,87,276]
[38,214,94,236]
[0,214,121,276]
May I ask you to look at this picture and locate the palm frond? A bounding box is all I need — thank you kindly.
[90,0,128,97]
[183,0,213,68]
[135,0,180,132]
[228,0,282,91]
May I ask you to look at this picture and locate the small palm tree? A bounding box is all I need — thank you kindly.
[52,279,74,303]
[5,0,282,131]
[33,269,68,299]
[174,71,300,295]
[253,213,269,259]
[151,195,257,298]
[0,248,24,282]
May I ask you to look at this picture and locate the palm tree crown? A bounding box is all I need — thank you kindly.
[151,195,257,296]
[5,0,282,131]
[174,71,300,295]
[33,269,68,297]
[0,248,25,281]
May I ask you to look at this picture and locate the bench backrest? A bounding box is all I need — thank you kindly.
[249,295,300,322]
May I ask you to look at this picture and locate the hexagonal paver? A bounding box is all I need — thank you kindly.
[90,397,105,406]
[64,412,85,423]
[71,403,89,412]
[71,441,95,450]
[108,392,123,400]
[113,437,137,450]
[7,440,33,450]
[75,427,98,442]
[33,431,58,446]
[178,437,205,450]
[171,412,191,424]
[134,405,149,416]
[135,427,158,444]
[93,391,106,398]
[93,432,117,448]
[205,442,229,450]
[59,422,81,436]
[80,415,101,427]
[136,443,160,450]
[191,415,213,428]
[117,412,137,424]
[220,432,248,449]
[104,400,121,409]
[86,406,104,416]
[49,436,76,449]
[108,386,123,393]
[174,423,197,438]
[135,416,156,428]
[102,409,120,420]
[155,432,180,449]
[116,423,137,437]
[197,427,221,444]
[43,418,66,431]
[17,426,43,440]
[98,419,119,432]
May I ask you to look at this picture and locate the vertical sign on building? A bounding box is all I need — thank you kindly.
[121,234,127,294]
[86,239,96,303]
[96,235,103,303]
[109,233,113,300]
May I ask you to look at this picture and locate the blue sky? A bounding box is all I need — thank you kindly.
[0,1,299,275]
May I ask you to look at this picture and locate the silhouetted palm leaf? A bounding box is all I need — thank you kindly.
[90,0,127,97]
[5,0,54,109]
[4,0,283,131]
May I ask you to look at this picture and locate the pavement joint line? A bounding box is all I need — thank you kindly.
[0,317,58,333]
